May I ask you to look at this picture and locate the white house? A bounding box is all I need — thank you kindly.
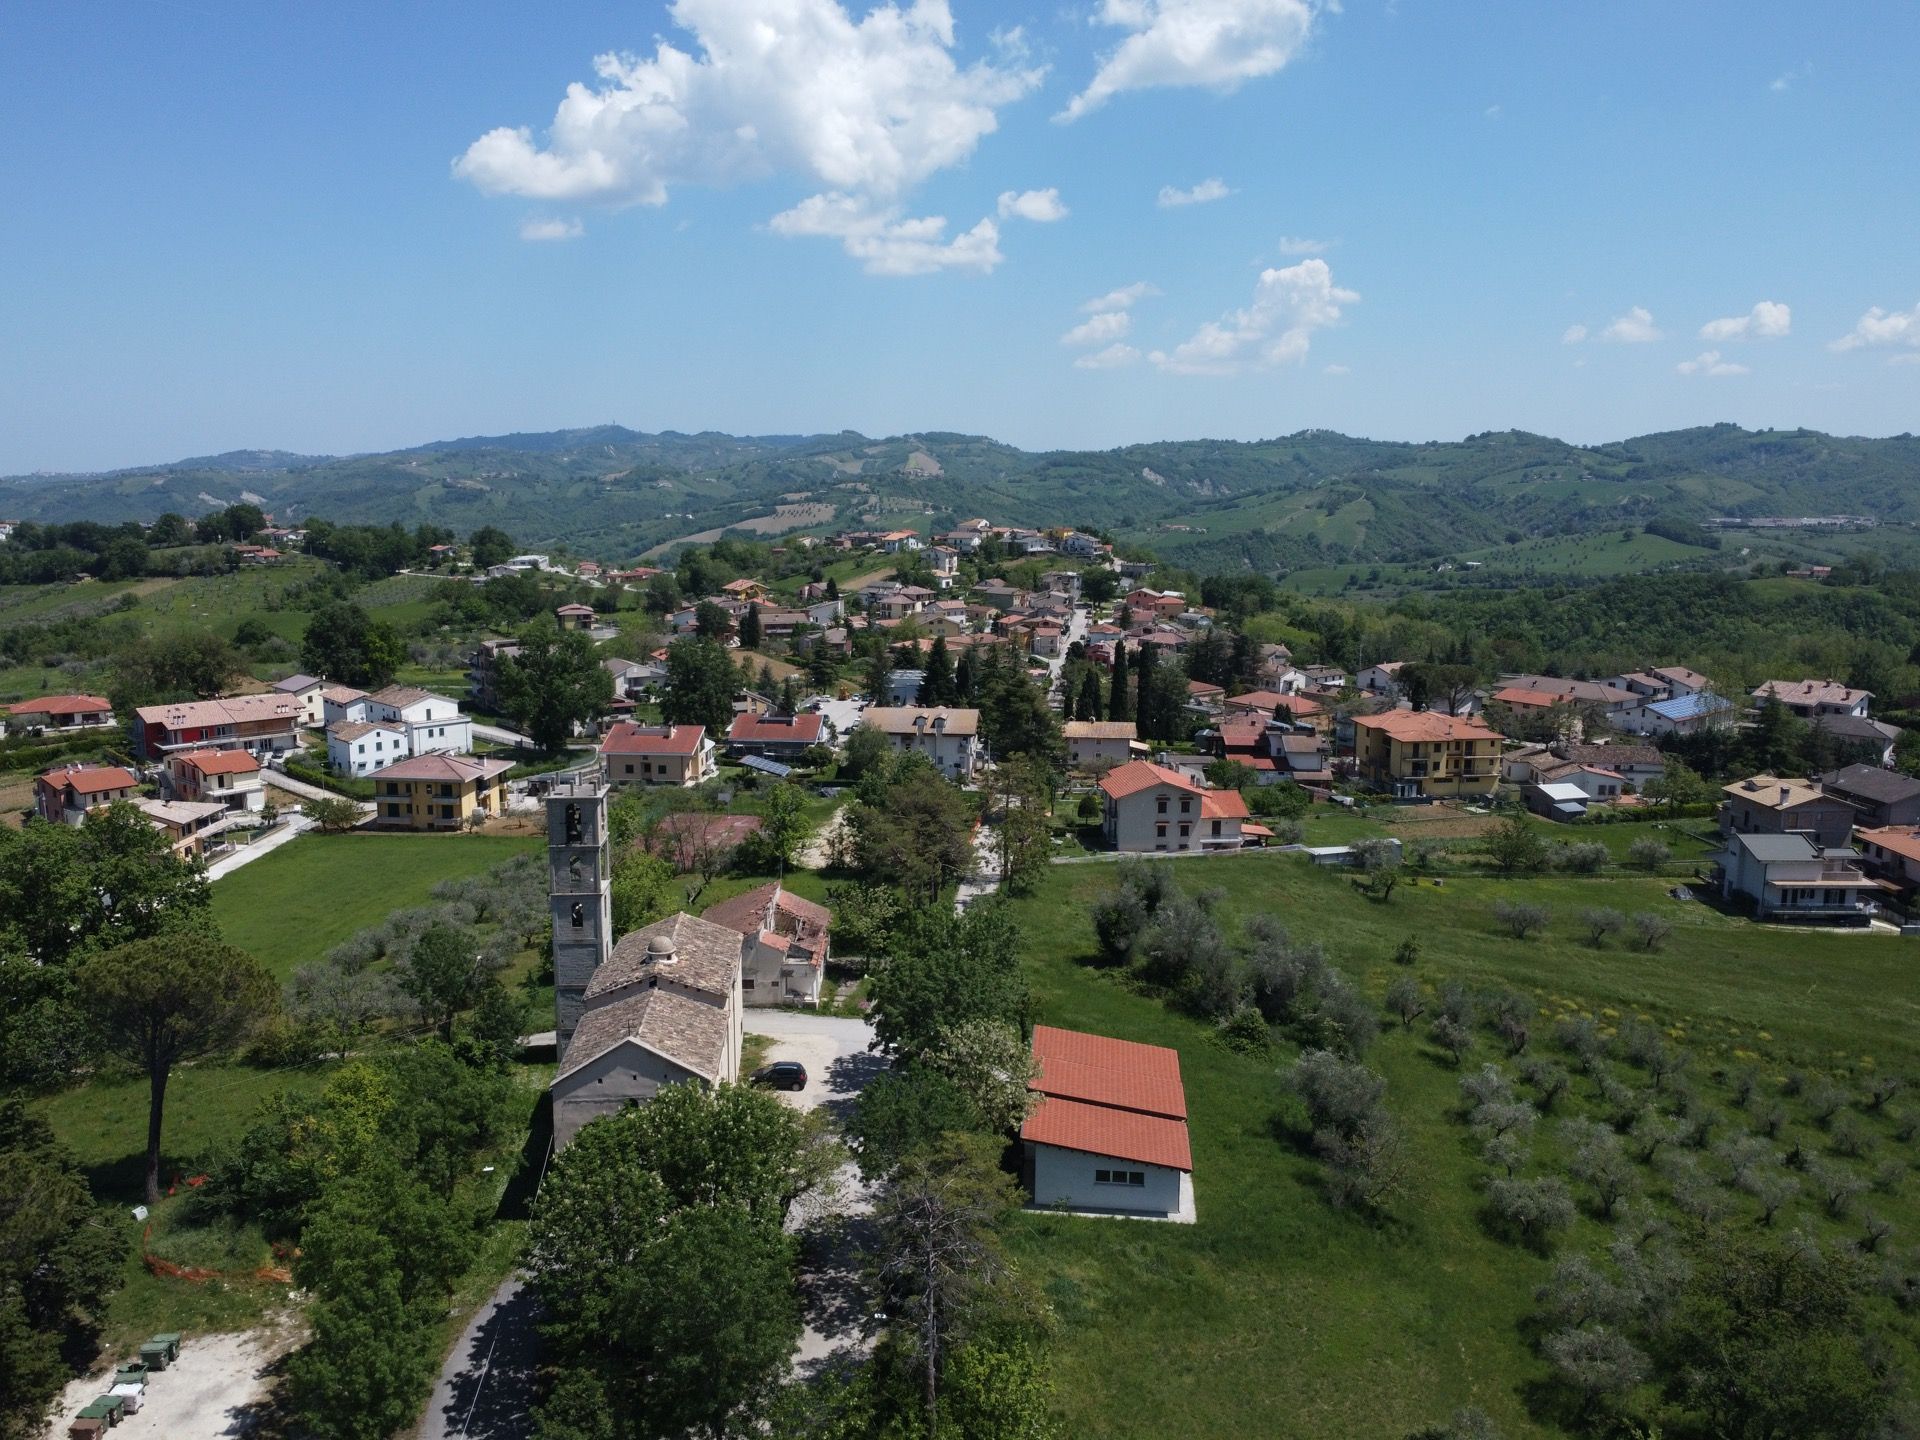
[327,719,411,778]
[271,673,330,727]
[364,685,472,756]
[1022,1025,1193,1220]
[1714,831,1877,926]
[701,880,831,1007]
[1357,661,1407,698]
[860,707,980,781]
[321,685,370,727]
[1098,759,1254,852]
[1751,679,1872,720]
[1620,692,1735,737]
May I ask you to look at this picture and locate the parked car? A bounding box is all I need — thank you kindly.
[751,1061,808,1092]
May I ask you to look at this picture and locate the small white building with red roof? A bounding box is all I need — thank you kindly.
[1022,1025,1194,1220]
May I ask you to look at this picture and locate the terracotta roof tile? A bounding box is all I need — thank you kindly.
[1022,1096,1193,1172]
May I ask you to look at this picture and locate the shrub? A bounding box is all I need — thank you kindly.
[1805,1078,1851,1127]
[1385,975,1426,1031]
[1492,899,1549,940]
[1579,907,1625,947]
[1627,837,1672,871]
[1392,935,1422,967]
[1090,888,1149,964]
[1430,1015,1473,1065]
[1541,1325,1649,1415]
[1487,1175,1575,1248]
[1288,1049,1388,1141]
[1315,1118,1411,1212]
[1555,842,1609,874]
[1630,911,1673,951]
[1520,1058,1571,1112]
[1553,1015,1606,1073]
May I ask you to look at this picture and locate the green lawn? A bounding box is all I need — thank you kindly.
[1002,855,1920,1438]
[211,831,538,978]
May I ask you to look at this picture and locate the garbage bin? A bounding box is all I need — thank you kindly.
[66,1418,105,1440]
[109,1384,144,1414]
[112,1363,147,1387]
[77,1396,123,1426]
[137,1342,169,1371]
[150,1331,183,1360]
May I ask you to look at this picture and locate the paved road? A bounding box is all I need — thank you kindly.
[955,816,1002,913]
[746,1013,886,1378]
[417,1279,539,1440]
[807,694,867,745]
[203,814,313,880]
[261,768,361,806]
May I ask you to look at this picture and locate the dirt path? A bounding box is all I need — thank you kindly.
[42,1322,301,1440]
[798,804,848,869]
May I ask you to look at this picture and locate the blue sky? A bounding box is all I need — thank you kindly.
[2,1,1916,472]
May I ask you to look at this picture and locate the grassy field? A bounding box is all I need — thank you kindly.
[1001,854,1920,1438]
[210,831,538,977]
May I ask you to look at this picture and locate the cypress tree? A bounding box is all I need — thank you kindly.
[1134,643,1157,736]
[1077,669,1103,722]
[919,636,954,706]
[1109,639,1130,719]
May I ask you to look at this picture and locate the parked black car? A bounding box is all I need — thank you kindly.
[750,1060,809,1092]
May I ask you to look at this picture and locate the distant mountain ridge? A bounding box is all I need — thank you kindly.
[5,423,1917,575]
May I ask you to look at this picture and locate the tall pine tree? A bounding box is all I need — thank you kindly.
[918,636,955,706]
[1109,639,1130,720]
[1076,669,1103,722]
[1134,643,1156,736]
[739,602,763,650]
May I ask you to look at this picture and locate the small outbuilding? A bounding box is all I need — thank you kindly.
[1021,1025,1194,1221]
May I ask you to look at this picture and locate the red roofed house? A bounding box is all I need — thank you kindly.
[35,764,137,825]
[555,603,597,632]
[5,693,115,735]
[1098,759,1254,852]
[1022,1025,1193,1219]
[1352,711,1503,800]
[164,748,265,813]
[601,723,718,787]
[726,711,825,761]
[702,880,831,1006]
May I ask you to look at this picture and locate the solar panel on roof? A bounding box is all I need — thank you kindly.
[741,754,793,778]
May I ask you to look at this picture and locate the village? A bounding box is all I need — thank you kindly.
[8,510,1920,1440]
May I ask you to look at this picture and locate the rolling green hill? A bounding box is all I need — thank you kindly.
[8,422,1917,576]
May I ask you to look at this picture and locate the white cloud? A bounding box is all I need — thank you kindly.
[454,0,1044,271]
[1676,350,1749,377]
[1081,282,1158,313]
[1770,63,1810,93]
[1600,306,1661,343]
[1890,352,1920,366]
[1157,178,1232,208]
[1061,310,1133,347]
[1561,324,1588,345]
[997,187,1068,222]
[1322,362,1350,375]
[768,193,1001,275]
[1830,302,1920,352]
[1059,0,1318,122]
[1699,300,1791,341]
[520,216,584,241]
[1275,235,1328,255]
[1149,257,1356,375]
[1484,103,1502,120]
[1075,343,1142,369]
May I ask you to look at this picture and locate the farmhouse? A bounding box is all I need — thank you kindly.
[601,723,719,787]
[1021,1026,1194,1220]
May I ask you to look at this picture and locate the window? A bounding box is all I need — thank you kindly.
[1179,823,1190,837]
[1156,797,1168,814]
[1179,798,1191,814]
[570,903,585,929]
[1155,822,1167,837]
[1211,820,1221,837]
[1094,1169,1146,1187]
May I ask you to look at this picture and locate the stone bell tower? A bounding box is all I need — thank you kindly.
[547,762,612,1056]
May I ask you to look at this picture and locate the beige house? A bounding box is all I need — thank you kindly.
[861,707,980,781]
[1718,774,1855,849]
[271,673,330,727]
[371,752,512,830]
[1099,760,1252,852]
[550,912,745,1149]
[1063,720,1142,770]
[600,723,718,787]
[164,748,265,813]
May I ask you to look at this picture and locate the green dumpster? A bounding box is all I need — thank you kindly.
[137,1342,169,1371]
[113,1364,147,1386]
[150,1331,183,1360]
[78,1395,123,1424]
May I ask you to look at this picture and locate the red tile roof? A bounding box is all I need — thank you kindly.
[40,764,136,795]
[1022,1096,1193,1172]
[8,693,110,717]
[1098,759,1199,800]
[370,753,511,783]
[602,723,707,756]
[1200,790,1249,820]
[1353,711,1503,743]
[727,712,825,745]
[174,748,260,776]
[1029,1025,1187,1119]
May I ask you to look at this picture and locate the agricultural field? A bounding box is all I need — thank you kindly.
[1002,853,1920,1438]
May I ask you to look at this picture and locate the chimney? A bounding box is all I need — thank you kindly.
[1780,786,1791,806]
[645,933,677,967]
